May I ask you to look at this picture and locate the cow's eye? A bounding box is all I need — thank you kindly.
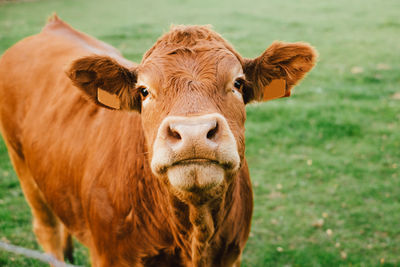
[231,79,244,102]
[140,87,149,98]
[234,79,243,90]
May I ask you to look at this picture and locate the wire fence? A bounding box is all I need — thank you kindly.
[0,241,81,267]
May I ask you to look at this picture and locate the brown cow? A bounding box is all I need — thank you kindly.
[0,15,316,266]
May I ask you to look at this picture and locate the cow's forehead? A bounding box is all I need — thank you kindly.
[137,48,243,93]
[137,25,244,92]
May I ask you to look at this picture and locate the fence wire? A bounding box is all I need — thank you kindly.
[0,241,81,267]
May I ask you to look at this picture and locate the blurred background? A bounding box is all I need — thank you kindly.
[0,0,399,266]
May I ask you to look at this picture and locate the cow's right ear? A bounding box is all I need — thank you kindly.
[67,55,141,111]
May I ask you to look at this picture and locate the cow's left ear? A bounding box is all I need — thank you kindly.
[242,42,317,103]
[67,55,141,111]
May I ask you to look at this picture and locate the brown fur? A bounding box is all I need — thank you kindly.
[0,16,316,267]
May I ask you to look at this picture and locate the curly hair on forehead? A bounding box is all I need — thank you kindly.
[142,25,242,63]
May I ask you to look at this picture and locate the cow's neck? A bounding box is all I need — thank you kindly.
[189,204,215,266]
[168,179,235,267]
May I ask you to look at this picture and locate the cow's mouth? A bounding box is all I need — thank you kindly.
[172,158,219,166]
[171,158,237,170]
[166,159,226,191]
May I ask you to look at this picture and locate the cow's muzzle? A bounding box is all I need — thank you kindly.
[151,113,240,191]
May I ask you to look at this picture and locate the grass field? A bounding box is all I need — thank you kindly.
[0,0,399,266]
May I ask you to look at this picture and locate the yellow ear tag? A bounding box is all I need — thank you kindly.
[97,88,120,109]
[262,79,288,101]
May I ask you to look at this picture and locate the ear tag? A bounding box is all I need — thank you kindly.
[262,79,288,101]
[97,88,121,109]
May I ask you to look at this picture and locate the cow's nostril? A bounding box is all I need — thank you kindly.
[168,126,181,140]
[207,122,218,140]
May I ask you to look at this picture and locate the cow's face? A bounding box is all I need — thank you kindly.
[138,43,246,202]
[68,26,317,203]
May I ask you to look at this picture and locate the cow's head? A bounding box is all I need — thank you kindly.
[68,26,317,204]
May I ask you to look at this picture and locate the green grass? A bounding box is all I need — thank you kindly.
[0,0,399,266]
